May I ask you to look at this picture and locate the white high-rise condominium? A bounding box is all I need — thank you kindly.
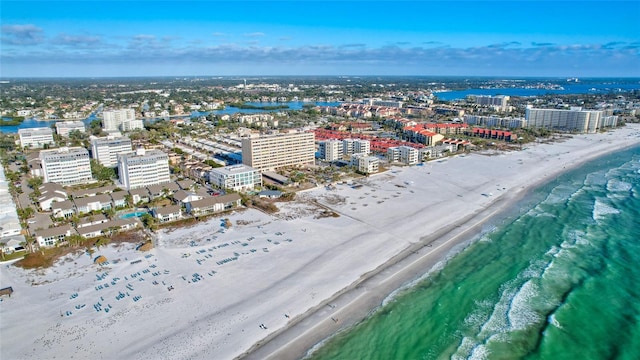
[525,107,616,133]
[354,139,371,155]
[473,95,510,111]
[241,132,315,171]
[399,145,419,165]
[39,147,92,185]
[102,109,136,131]
[91,136,133,167]
[342,139,356,156]
[117,149,171,190]
[318,139,343,161]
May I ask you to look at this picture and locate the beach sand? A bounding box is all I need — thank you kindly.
[1,124,639,360]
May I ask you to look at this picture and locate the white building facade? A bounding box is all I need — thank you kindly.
[208,164,262,191]
[351,153,379,174]
[463,115,526,129]
[39,147,93,185]
[91,137,133,167]
[400,146,420,165]
[525,107,617,133]
[241,132,315,171]
[55,121,86,137]
[120,119,144,131]
[342,139,370,156]
[102,109,136,131]
[354,139,371,155]
[472,95,510,112]
[117,149,171,190]
[18,127,54,148]
[318,140,343,161]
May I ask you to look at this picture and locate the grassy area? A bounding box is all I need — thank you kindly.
[13,230,148,269]
[1,251,28,262]
[16,247,70,269]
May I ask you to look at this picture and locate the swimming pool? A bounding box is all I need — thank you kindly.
[119,211,148,219]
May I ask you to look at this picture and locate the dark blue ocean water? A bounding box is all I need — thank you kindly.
[435,83,640,100]
[309,145,640,360]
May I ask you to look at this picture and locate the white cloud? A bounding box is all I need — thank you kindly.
[1,24,44,45]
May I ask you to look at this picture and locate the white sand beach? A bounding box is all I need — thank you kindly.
[1,124,639,360]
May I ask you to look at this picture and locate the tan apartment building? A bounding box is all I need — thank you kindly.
[241,132,315,171]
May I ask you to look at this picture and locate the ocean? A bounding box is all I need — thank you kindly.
[434,83,640,100]
[308,145,640,360]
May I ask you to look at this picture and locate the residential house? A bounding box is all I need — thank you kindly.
[147,182,180,200]
[185,194,242,217]
[110,191,128,208]
[153,205,182,223]
[34,225,75,247]
[69,185,117,199]
[129,188,150,205]
[0,222,21,239]
[258,190,283,199]
[176,179,196,191]
[1,238,25,254]
[76,214,109,228]
[172,190,203,206]
[52,200,75,219]
[76,218,141,239]
[38,183,68,211]
[74,194,113,214]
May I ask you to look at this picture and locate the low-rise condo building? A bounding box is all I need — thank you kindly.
[351,153,379,174]
[18,127,54,149]
[55,121,85,137]
[208,164,262,192]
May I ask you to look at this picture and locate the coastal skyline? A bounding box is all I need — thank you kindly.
[2,0,639,78]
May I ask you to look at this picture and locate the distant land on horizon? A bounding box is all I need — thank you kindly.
[1,1,638,78]
[2,75,640,82]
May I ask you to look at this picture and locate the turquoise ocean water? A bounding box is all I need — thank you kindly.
[309,145,640,360]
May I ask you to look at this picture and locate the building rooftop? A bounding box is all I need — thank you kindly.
[210,164,258,175]
[74,193,112,208]
[33,224,74,239]
[154,204,182,216]
[189,193,241,209]
[18,127,52,135]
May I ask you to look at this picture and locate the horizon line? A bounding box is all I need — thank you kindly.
[2,75,640,80]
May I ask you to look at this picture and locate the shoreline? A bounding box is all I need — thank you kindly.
[240,127,640,360]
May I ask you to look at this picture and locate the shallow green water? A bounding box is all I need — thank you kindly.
[309,146,640,360]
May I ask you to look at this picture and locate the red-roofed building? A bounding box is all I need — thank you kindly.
[424,123,469,135]
[469,128,513,141]
[442,138,472,152]
[313,129,423,154]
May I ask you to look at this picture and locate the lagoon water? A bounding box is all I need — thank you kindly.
[309,145,640,360]
[0,101,340,134]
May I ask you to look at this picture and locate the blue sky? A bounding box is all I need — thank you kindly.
[1,0,639,77]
